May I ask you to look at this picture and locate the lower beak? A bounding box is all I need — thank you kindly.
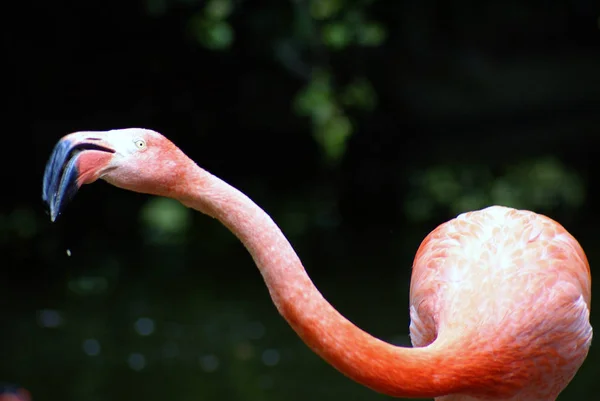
[42,137,114,222]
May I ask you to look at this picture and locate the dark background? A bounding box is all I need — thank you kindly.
[2,0,599,400]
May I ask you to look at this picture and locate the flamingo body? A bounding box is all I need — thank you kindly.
[41,128,592,400]
[410,206,591,400]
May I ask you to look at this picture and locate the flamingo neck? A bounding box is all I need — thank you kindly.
[176,164,481,398]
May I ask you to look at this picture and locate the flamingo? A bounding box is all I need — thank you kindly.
[42,128,592,400]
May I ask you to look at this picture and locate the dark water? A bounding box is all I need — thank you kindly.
[2,194,597,400]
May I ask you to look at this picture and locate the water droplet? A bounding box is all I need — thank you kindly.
[82,338,101,356]
[128,353,146,371]
[134,317,155,336]
[261,349,280,366]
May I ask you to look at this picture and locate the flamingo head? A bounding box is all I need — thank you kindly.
[42,128,189,222]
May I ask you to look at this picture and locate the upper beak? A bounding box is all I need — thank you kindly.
[42,134,115,222]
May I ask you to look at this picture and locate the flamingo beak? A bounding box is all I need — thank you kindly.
[42,135,115,222]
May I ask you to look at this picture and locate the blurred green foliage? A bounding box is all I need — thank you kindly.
[140,198,192,244]
[405,157,585,221]
[189,0,234,50]
[144,0,383,163]
[293,1,385,163]
[293,70,355,163]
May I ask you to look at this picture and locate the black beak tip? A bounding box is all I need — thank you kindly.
[48,205,59,223]
[41,138,80,223]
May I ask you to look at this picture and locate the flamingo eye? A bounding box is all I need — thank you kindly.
[134,139,147,150]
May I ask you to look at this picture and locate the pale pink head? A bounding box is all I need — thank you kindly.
[42,128,191,221]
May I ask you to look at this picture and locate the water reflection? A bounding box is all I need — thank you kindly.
[82,339,101,356]
[37,309,63,328]
[134,318,155,336]
[127,353,146,371]
[199,354,219,372]
[261,349,280,367]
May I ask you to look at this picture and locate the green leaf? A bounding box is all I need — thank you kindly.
[341,77,377,110]
[309,0,343,20]
[322,22,352,50]
[356,22,386,46]
[205,0,233,20]
[315,113,352,162]
[190,16,234,50]
[421,167,461,205]
[293,71,334,118]
[140,197,192,244]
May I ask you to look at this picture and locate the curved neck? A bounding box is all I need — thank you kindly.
[177,164,472,398]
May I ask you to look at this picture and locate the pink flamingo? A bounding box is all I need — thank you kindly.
[42,128,592,400]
